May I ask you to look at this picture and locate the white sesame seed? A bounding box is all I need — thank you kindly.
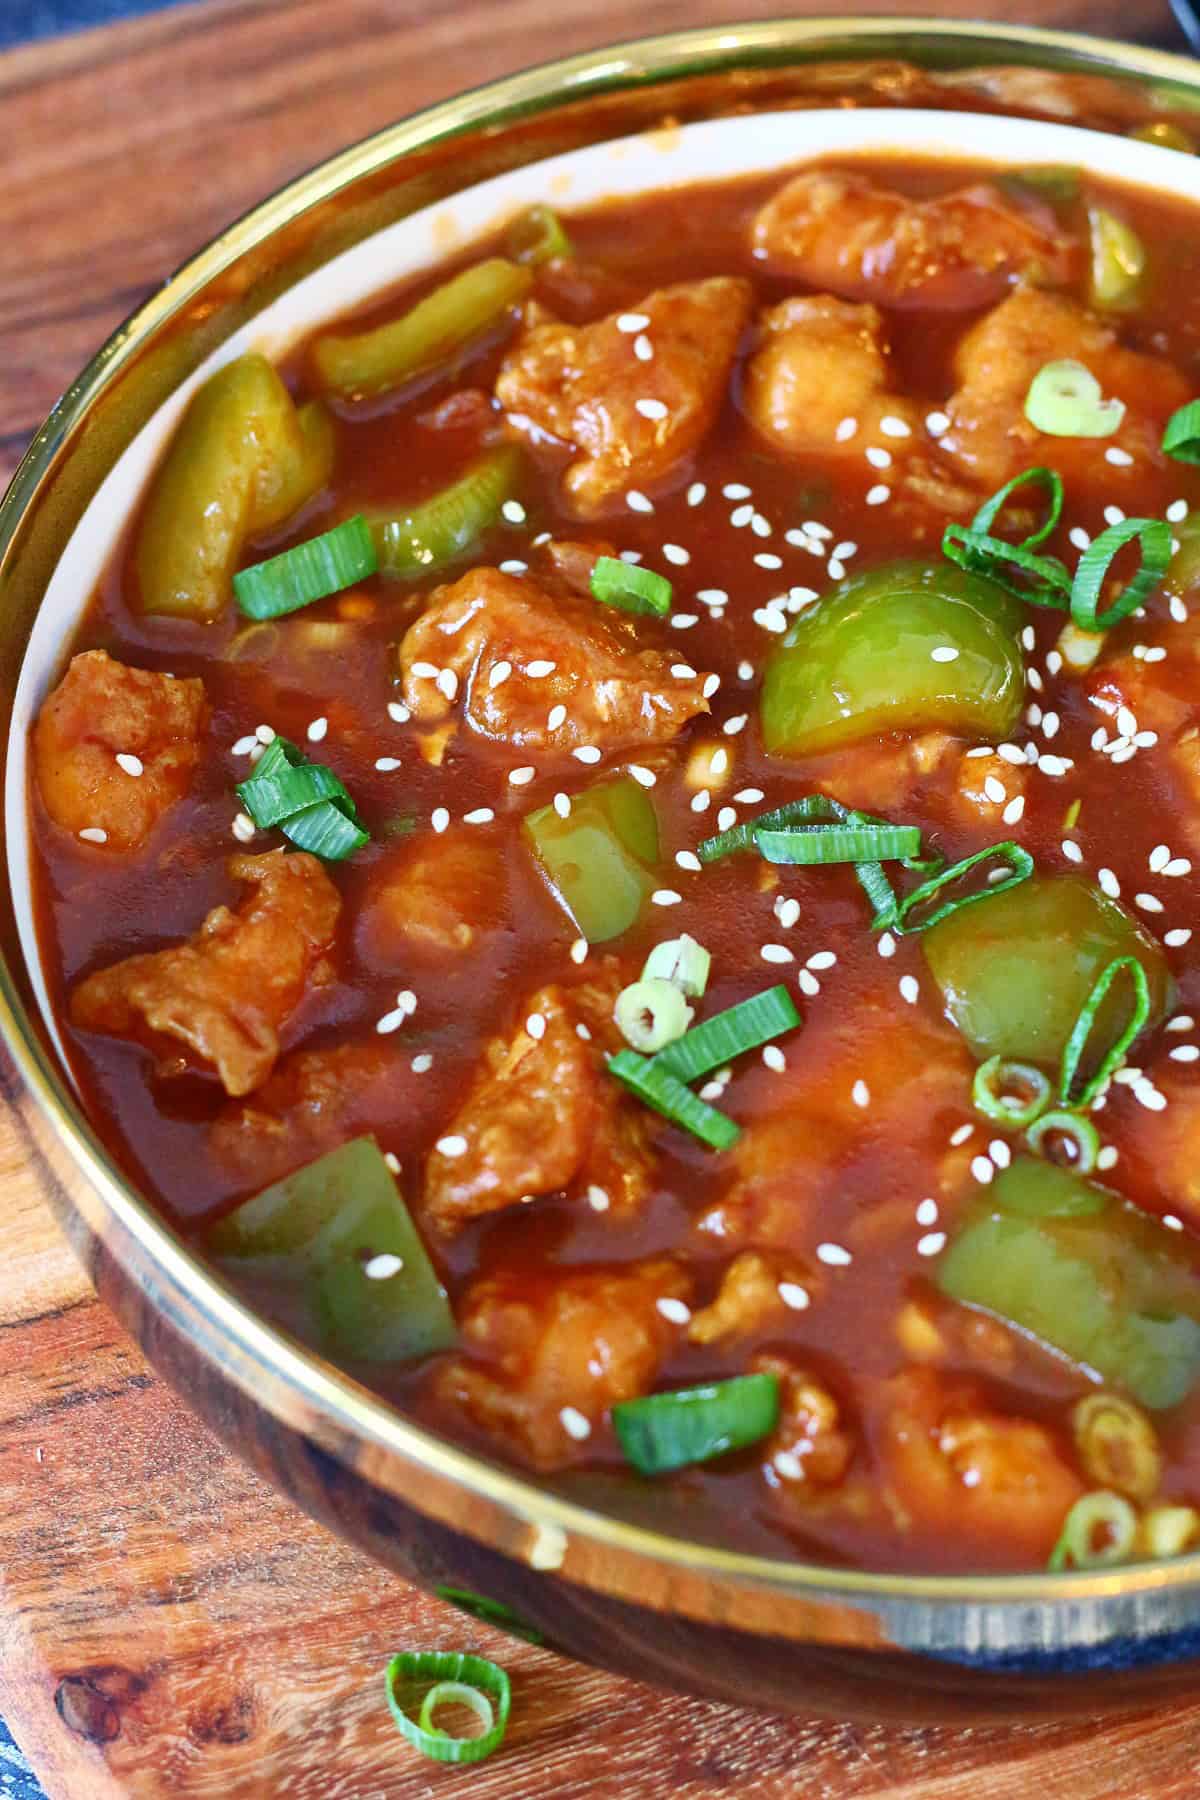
[916,1198,939,1227]
[1143,647,1168,664]
[1002,795,1025,826]
[691,789,711,814]
[384,1152,402,1175]
[1062,839,1083,863]
[498,559,529,576]
[1104,505,1126,527]
[675,850,702,873]
[396,990,417,1016]
[1095,1144,1118,1170]
[1168,498,1190,524]
[797,970,820,997]
[916,1231,948,1258]
[560,1406,592,1441]
[1167,1014,1195,1032]
[569,937,589,965]
[232,734,259,756]
[880,414,911,438]
[1166,858,1192,877]
[437,1134,468,1158]
[463,807,495,825]
[303,714,330,745]
[1150,844,1171,872]
[488,660,512,691]
[971,1155,995,1184]
[775,896,801,929]
[431,807,450,834]
[525,659,556,678]
[626,489,654,514]
[754,552,784,570]
[778,1281,810,1311]
[375,756,402,772]
[525,1013,546,1041]
[865,446,892,469]
[375,1008,405,1035]
[899,974,920,1005]
[410,661,439,681]
[1038,754,1072,778]
[687,482,706,506]
[803,950,834,972]
[762,944,794,964]
[633,334,654,363]
[1028,669,1045,695]
[553,792,571,820]
[1097,867,1120,898]
[1135,892,1164,914]
[950,1123,975,1146]
[114,751,145,779]
[1164,1214,1185,1231]
[546,703,567,731]
[1133,1079,1167,1112]
[1105,446,1134,467]
[656,1296,691,1326]
[663,544,690,567]
[817,1242,853,1267]
[866,484,892,506]
[713,806,735,833]
[573,746,602,764]
[753,607,788,633]
[387,701,411,724]
[931,646,959,663]
[763,1045,787,1073]
[1170,1045,1200,1063]
[1116,705,1138,738]
[576,1023,592,1041]
[670,663,697,681]
[636,398,668,421]
[620,549,643,564]
[508,765,536,786]
[652,890,682,906]
[231,812,256,843]
[1167,928,1193,946]
[587,1184,610,1212]
[255,724,276,745]
[617,312,650,333]
[835,416,858,441]
[670,614,700,629]
[925,410,950,436]
[877,931,896,959]
[983,775,1007,804]
[852,1079,870,1109]
[731,503,755,529]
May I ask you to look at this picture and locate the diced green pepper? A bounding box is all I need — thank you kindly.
[207,1137,455,1363]
[135,354,334,622]
[760,560,1025,757]
[1087,206,1147,311]
[922,874,1171,1065]
[312,257,532,401]
[368,447,520,580]
[523,776,659,943]
[938,1158,1200,1410]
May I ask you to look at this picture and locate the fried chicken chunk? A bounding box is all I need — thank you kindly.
[358,827,509,965]
[435,1259,691,1468]
[496,277,752,514]
[743,295,922,455]
[422,971,655,1235]
[751,171,1075,310]
[71,851,340,1096]
[210,1040,406,1188]
[397,566,711,755]
[34,650,207,853]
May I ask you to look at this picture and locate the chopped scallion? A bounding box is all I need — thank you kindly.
[893,842,1035,935]
[612,1372,780,1475]
[973,1055,1054,1128]
[590,556,672,617]
[614,977,693,1054]
[1163,398,1200,465]
[607,1048,740,1150]
[236,736,368,862]
[641,934,711,997]
[506,204,572,266]
[280,797,368,859]
[385,1651,510,1764]
[1026,1107,1101,1175]
[755,822,921,865]
[697,794,846,863]
[1070,517,1171,631]
[1024,359,1126,438]
[971,466,1064,548]
[1059,954,1151,1109]
[1048,1490,1138,1571]
[233,515,377,620]
[652,985,801,1085]
[942,524,1072,609]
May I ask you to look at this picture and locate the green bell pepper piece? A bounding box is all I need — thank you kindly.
[136,353,334,622]
[938,1157,1200,1410]
[760,559,1025,757]
[523,776,659,943]
[922,873,1171,1065]
[368,447,520,580]
[207,1137,455,1362]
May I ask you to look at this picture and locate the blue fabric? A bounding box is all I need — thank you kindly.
[0,1719,39,1800]
[0,0,188,48]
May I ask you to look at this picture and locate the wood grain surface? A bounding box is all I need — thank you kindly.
[2,1,1198,1795]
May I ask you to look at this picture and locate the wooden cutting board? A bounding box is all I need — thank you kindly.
[4,3,1200,1794]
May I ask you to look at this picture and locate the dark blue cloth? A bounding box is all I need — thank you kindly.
[0,0,187,48]
[0,1718,39,1800]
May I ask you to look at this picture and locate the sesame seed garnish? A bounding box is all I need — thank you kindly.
[1170,1045,1200,1063]
[587,1184,610,1211]
[1105,446,1134,467]
[231,812,256,843]
[626,489,654,513]
[971,1155,995,1184]
[751,514,772,538]
[1165,1214,1185,1231]
[983,775,1007,804]
[1133,1079,1167,1112]
[761,944,794,964]
[410,661,439,680]
[255,724,276,744]
[508,766,536,787]
[806,950,836,971]
[754,552,784,570]
[670,614,700,629]
[1002,795,1025,826]
[671,663,697,680]
[363,1252,404,1281]
[374,756,401,772]
[1095,1144,1118,1170]
[817,1242,852,1267]
[573,746,602,764]
[775,896,801,929]
[753,607,788,634]
[396,990,418,1016]
[1104,505,1126,527]
[526,659,556,678]
[655,1296,691,1326]
[1150,844,1171,872]
[675,850,702,873]
[925,410,950,436]
[498,559,528,575]
[1062,839,1083,863]
[916,1198,939,1226]
[866,484,892,506]
[763,1044,787,1072]
[652,889,682,906]
[232,734,259,756]
[737,660,755,682]
[687,482,706,506]
[950,1123,975,1146]
[436,1134,468,1159]
[78,828,108,844]
[412,1052,434,1074]
[877,931,896,958]
[1039,754,1073,778]
[1042,710,1060,739]
[723,713,748,735]
[731,503,755,528]
[663,544,690,566]
[691,789,711,814]
[797,969,820,997]
[1167,928,1193,946]
[1167,1014,1196,1032]
[931,646,959,663]
[835,417,858,442]
[431,807,450,833]
[617,312,650,333]
[305,716,329,745]
[1135,892,1164,913]
[778,1281,810,1310]
[865,446,892,469]
[546,704,567,732]
[717,806,737,832]
[636,398,668,421]
[526,1012,546,1041]
[375,1008,405,1035]
[559,1406,592,1441]
[989,1139,1012,1170]
[387,701,411,724]
[917,1232,947,1258]
[115,752,144,777]
[899,974,919,1005]
[698,588,728,607]
[852,1079,870,1108]
[384,1152,402,1175]
[569,937,589,965]
[463,807,495,824]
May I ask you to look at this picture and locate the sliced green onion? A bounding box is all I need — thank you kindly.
[435,1588,544,1646]
[607,1048,740,1150]
[614,977,693,1053]
[1070,517,1171,632]
[854,855,902,928]
[506,204,572,266]
[942,524,1072,609]
[590,556,672,617]
[385,1651,510,1764]
[971,466,1064,549]
[1059,954,1151,1110]
[233,515,377,620]
[235,759,352,829]
[652,985,801,1085]
[281,797,368,860]
[1049,1491,1138,1571]
[236,736,368,862]
[641,934,711,998]
[370,447,520,580]
[1163,399,1200,465]
[1087,206,1146,312]
[894,842,1034,936]
[612,1373,780,1475]
[1024,359,1126,438]
[1026,1108,1101,1175]
[755,822,921,865]
[973,1055,1054,1128]
[697,795,846,863]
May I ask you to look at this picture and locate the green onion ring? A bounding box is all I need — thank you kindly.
[894,841,1035,936]
[651,985,801,1085]
[614,977,694,1054]
[1070,517,1172,631]
[385,1651,511,1764]
[942,524,1072,609]
[1059,954,1151,1109]
[1026,1107,1102,1175]
[971,466,1065,548]
[590,556,672,616]
[754,822,922,865]
[612,1373,780,1475]
[1163,398,1200,466]
[1049,1491,1138,1571]
[973,1056,1054,1128]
